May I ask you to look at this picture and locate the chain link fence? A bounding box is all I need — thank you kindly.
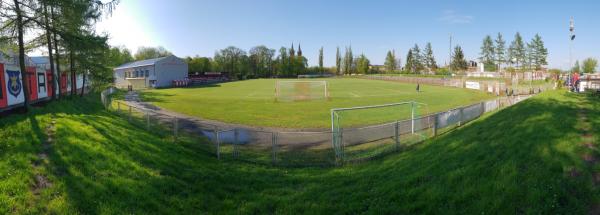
[363,75,554,96]
[100,88,534,167]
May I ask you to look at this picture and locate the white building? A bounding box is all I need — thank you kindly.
[113,55,188,89]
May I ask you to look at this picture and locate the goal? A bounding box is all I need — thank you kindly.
[331,101,431,162]
[275,80,329,102]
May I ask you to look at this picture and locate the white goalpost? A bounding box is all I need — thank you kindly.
[275,80,329,102]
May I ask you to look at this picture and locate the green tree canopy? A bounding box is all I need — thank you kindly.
[480,35,496,71]
[582,58,598,73]
[356,54,370,74]
[423,42,437,71]
[508,32,526,69]
[451,45,468,71]
[384,50,397,73]
[134,46,172,60]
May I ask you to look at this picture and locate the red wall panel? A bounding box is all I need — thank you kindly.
[26,67,38,101]
[46,70,54,98]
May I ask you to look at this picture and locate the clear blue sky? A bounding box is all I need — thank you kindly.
[96,0,599,69]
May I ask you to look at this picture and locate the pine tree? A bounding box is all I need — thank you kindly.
[494,32,506,72]
[530,34,547,70]
[423,42,437,71]
[451,45,468,71]
[405,49,414,73]
[480,35,496,71]
[384,50,397,73]
[508,32,526,70]
[411,44,423,72]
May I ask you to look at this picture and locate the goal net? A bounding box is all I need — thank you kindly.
[331,101,431,162]
[275,80,329,102]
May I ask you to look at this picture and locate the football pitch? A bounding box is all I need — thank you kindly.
[140,78,494,128]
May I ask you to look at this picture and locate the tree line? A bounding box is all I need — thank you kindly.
[1,0,118,111]
[479,32,548,72]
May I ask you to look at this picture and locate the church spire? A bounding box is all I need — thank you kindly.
[290,42,295,57]
[297,43,302,56]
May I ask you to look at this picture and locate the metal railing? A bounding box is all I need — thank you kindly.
[100,88,534,167]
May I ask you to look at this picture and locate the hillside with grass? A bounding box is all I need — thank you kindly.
[1,91,599,214]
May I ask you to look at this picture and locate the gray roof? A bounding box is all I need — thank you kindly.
[114,56,169,70]
[30,56,50,65]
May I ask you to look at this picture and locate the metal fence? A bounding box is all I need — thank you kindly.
[100,88,533,167]
[364,75,553,96]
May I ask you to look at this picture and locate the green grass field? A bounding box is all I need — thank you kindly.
[140,78,493,128]
[2,90,599,213]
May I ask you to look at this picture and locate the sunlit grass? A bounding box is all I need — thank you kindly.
[1,90,598,213]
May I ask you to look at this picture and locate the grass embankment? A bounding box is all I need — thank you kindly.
[140,78,493,128]
[1,90,599,213]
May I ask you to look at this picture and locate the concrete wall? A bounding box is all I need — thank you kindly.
[154,56,188,87]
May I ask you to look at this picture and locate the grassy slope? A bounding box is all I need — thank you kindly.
[140,78,493,128]
[1,90,599,214]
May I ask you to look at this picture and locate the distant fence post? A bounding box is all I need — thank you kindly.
[146,110,150,130]
[128,105,132,122]
[480,102,485,116]
[233,128,239,158]
[411,102,415,134]
[173,117,178,141]
[214,128,220,160]
[272,132,278,165]
[432,114,438,137]
[394,121,400,151]
[458,107,464,127]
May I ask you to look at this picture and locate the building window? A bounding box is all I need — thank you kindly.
[145,70,149,77]
[38,73,46,93]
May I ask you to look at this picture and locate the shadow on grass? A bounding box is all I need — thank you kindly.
[3,91,599,214]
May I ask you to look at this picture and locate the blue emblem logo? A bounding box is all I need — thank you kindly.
[6,70,22,98]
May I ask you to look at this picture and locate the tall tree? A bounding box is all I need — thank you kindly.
[384,50,397,73]
[134,46,172,60]
[423,42,437,71]
[529,34,548,70]
[450,45,468,71]
[249,45,275,78]
[508,32,526,69]
[411,44,424,73]
[214,46,246,79]
[335,46,341,75]
[342,46,353,75]
[494,32,506,72]
[318,46,323,74]
[582,58,598,73]
[276,47,289,77]
[405,49,414,73]
[356,54,370,74]
[480,35,495,71]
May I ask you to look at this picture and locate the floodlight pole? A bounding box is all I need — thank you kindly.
[569,17,575,89]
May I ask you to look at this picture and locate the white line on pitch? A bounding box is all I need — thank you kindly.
[349,92,361,97]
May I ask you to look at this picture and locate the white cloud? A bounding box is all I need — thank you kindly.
[439,10,474,24]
